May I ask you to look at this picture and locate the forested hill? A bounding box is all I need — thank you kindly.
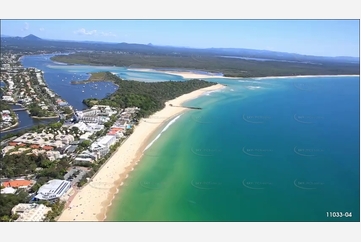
[82,72,217,117]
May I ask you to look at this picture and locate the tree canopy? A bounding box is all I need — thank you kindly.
[83,72,216,118]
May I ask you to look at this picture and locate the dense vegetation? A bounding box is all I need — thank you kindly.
[0,100,11,111]
[52,52,360,78]
[0,189,29,221]
[71,72,109,84]
[0,153,70,189]
[43,200,65,222]
[82,72,216,117]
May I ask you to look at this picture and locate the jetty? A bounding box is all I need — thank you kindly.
[12,107,28,111]
[169,104,202,110]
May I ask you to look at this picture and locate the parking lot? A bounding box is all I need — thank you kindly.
[63,166,88,186]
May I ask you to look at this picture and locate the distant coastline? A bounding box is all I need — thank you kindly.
[126,68,360,80]
[249,74,360,80]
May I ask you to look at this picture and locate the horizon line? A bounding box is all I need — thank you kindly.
[1,33,360,59]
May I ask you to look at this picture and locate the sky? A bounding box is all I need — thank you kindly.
[0,20,359,57]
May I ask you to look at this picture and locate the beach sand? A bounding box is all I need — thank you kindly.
[57,83,225,221]
[127,69,359,80]
[127,68,226,79]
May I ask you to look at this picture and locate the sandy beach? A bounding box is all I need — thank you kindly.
[127,68,359,80]
[57,83,225,221]
[250,74,360,80]
[127,68,226,79]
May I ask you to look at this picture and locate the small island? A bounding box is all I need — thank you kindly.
[71,72,111,85]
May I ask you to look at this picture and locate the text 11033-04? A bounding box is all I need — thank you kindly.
[326,212,352,218]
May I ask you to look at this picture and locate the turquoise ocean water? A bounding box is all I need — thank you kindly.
[19,55,360,221]
[107,76,360,222]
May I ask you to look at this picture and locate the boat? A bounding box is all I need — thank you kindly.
[82,90,84,93]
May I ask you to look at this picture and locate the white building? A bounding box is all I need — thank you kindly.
[12,203,51,222]
[1,187,16,194]
[71,122,104,133]
[34,179,71,201]
[79,132,92,140]
[55,134,75,144]
[2,96,14,102]
[97,135,116,148]
[46,151,61,161]
[90,143,109,157]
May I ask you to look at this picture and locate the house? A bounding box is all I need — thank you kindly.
[74,150,97,164]
[46,151,61,161]
[43,140,64,148]
[107,128,124,139]
[1,187,16,194]
[1,179,32,189]
[42,145,54,151]
[1,110,10,114]
[12,203,51,222]
[2,96,14,102]
[30,144,40,149]
[1,146,15,154]
[55,134,74,144]
[8,142,19,146]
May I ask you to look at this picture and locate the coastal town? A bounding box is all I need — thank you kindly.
[0,48,223,222]
[0,51,140,221]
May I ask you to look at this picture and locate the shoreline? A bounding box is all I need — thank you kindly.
[126,68,227,79]
[31,115,59,119]
[0,121,19,132]
[126,68,359,80]
[248,74,360,80]
[57,83,225,221]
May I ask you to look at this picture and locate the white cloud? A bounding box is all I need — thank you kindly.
[22,22,29,31]
[39,27,45,31]
[73,28,97,35]
[101,32,116,37]
[73,28,116,37]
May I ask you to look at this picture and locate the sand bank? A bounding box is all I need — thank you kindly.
[127,68,226,79]
[250,74,360,80]
[57,83,225,221]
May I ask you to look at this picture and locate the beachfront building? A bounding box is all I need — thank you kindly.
[113,120,128,129]
[97,135,116,148]
[107,128,124,139]
[71,122,104,133]
[89,142,109,158]
[12,203,51,222]
[34,179,71,201]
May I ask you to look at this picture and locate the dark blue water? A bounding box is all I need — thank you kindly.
[0,105,55,139]
[21,54,119,111]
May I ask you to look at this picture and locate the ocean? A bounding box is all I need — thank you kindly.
[20,55,360,221]
[107,76,360,222]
